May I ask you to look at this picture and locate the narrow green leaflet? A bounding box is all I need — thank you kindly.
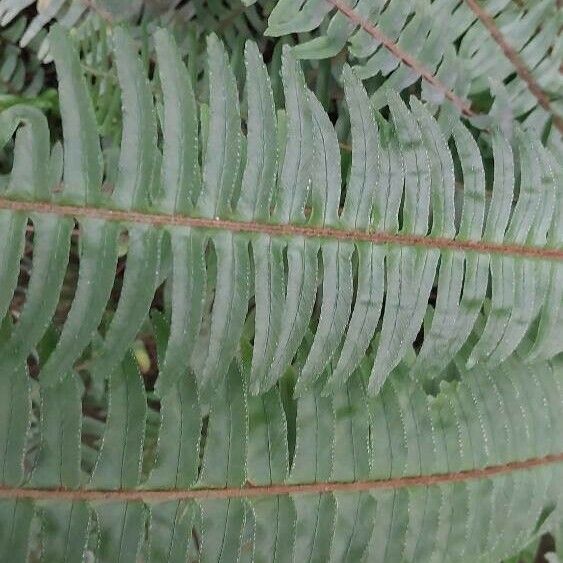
[375,118,404,232]
[48,25,103,205]
[41,219,119,387]
[197,34,242,219]
[112,27,158,211]
[332,374,371,481]
[529,262,563,361]
[32,374,82,488]
[198,361,248,562]
[147,373,201,489]
[236,40,278,221]
[148,309,200,562]
[291,4,360,60]
[292,492,336,562]
[92,225,162,382]
[369,367,409,479]
[90,355,147,490]
[156,229,206,395]
[200,232,250,393]
[0,360,29,486]
[483,129,516,245]
[0,500,33,562]
[326,244,385,392]
[200,499,247,563]
[199,362,247,487]
[387,92,432,236]
[267,0,331,36]
[272,45,313,224]
[252,496,295,563]
[149,501,195,563]
[39,503,90,563]
[95,502,146,563]
[297,241,354,394]
[0,105,50,201]
[339,65,380,230]
[249,235,286,394]
[411,97,456,239]
[265,238,319,393]
[154,29,200,214]
[0,212,26,323]
[331,493,375,562]
[307,93,341,227]
[0,213,72,368]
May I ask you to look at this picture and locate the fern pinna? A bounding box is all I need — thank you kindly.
[0,23,561,562]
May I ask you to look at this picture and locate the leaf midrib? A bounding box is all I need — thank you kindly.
[1,197,561,262]
[4,452,563,502]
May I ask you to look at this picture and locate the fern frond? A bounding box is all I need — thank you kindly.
[0,0,93,59]
[0,27,560,398]
[0,15,58,108]
[181,0,272,51]
[0,0,157,51]
[265,0,563,131]
[0,0,273,62]
[1,341,562,561]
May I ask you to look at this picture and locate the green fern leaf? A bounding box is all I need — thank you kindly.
[0,347,561,559]
[0,27,559,396]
